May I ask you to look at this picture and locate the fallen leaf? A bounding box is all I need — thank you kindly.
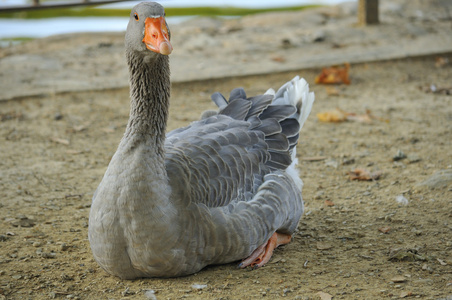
[324,200,335,207]
[348,168,382,181]
[345,110,373,123]
[435,56,449,68]
[391,275,407,283]
[315,63,351,85]
[317,108,386,123]
[378,226,391,234]
[317,108,347,123]
[345,108,386,123]
[316,242,333,250]
[316,291,333,300]
[400,291,412,298]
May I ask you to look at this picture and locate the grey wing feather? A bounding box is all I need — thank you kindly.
[211,92,228,109]
[166,76,314,213]
[165,115,268,208]
[229,88,247,101]
[219,99,251,120]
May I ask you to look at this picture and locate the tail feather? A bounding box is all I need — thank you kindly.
[209,76,315,171]
[274,76,315,130]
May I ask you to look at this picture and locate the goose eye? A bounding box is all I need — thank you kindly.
[134,13,139,21]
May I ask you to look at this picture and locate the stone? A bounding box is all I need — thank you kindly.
[415,169,452,190]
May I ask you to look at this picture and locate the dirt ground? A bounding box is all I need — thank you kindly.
[1,54,451,299]
[1,0,452,299]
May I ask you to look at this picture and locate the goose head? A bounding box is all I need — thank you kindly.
[125,2,173,57]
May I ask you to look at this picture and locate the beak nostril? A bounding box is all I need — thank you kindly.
[143,16,172,55]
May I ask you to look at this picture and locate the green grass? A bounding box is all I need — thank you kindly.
[0,37,34,46]
[0,5,319,19]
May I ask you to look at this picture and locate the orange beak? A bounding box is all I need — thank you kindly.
[142,16,173,55]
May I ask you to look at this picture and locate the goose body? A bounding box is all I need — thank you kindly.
[88,2,315,279]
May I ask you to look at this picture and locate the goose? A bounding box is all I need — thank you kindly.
[88,1,315,279]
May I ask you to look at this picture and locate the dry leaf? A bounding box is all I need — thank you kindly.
[344,108,385,123]
[315,63,350,85]
[378,226,391,234]
[316,291,333,300]
[435,56,449,68]
[317,108,386,123]
[316,242,333,250]
[317,108,347,122]
[324,200,335,207]
[345,111,373,123]
[348,168,382,181]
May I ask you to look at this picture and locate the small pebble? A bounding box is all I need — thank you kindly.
[144,289,157,300]
[395,195,409,205]
[54,112,63,120]
[33,242,42,247]
[393,150,407,161]
[407,154,421,163]
[59,243,70,251]
[314,191,325,200]
[191,284,207,290]
[40,252,56,259]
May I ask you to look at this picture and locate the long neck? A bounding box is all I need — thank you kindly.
[123,51,170,156]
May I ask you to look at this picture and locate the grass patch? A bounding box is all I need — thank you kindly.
[0,37,35,47]
[0,5,319,19]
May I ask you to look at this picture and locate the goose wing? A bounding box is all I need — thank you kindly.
[165,76,314,208]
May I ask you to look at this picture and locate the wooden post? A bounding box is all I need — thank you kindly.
[358,0,379,25]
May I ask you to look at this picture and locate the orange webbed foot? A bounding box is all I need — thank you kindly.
[239,232,292,269]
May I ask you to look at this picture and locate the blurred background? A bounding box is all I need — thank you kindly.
[0,0,352,41]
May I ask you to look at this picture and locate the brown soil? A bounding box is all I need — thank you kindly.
[1,55,452,299]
